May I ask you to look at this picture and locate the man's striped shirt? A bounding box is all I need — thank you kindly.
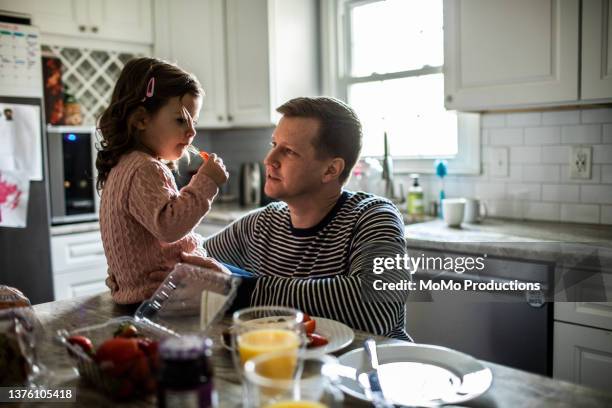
[204,190,410,340]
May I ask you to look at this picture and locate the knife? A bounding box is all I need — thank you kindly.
[361,338,394,408]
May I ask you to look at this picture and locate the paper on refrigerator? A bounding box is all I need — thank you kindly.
[0,169,29,228]
[0,103,43,181]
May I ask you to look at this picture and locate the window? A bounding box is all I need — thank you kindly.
[322,0,480,174]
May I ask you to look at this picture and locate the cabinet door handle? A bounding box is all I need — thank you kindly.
[69,243,104,258]
[445,95,453,103]
[91,26,99,33]
[227,114,234,122]
[217,115,223,121]
[78,25,86,32]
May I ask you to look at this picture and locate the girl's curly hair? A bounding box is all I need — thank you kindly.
[96,57,203,191]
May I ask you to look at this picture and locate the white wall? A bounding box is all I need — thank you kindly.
[396,108,612,224]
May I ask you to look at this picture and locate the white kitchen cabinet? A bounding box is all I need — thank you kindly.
[554,257,612,330]
[153,0,319,128]
[51,230,109,300]
[225,0,319,126]
[153,0,227,128]
[553,321,612,392]
[444,0,581,110]
[581,0,612,100]
[53,265,109,300]
[556,302,612,331]
[0,0,152,44]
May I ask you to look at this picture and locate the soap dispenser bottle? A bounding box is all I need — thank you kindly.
[407,173,424,221]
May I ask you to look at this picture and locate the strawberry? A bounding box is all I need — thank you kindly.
[303,319,316,335]
[67,335,94,356]
[113,322,139,338]
[95,338,145,376]
[307,333,329,348]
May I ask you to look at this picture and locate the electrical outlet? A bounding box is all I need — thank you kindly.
[570,146,592,179]
[490,147,509,177]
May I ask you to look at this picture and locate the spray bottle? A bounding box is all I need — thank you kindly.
[435,160,448,219]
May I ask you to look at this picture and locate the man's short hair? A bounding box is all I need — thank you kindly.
[276,97,362,183]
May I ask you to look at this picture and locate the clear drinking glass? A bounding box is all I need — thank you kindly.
[231,306,305,375]
[244,351,344,408]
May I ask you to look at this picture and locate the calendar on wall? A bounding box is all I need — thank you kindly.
[0,22,43,98]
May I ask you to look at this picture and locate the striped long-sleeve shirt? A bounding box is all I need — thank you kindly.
[204,191,410,339]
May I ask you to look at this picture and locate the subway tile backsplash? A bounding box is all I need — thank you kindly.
[398,108,612,225]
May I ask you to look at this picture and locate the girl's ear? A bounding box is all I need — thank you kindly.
[322,158,345,184]
[129,107,150,131]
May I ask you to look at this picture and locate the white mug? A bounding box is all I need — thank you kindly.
[442,198,465,228]
[463,198,487,223]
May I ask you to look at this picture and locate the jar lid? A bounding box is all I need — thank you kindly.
[160,335,212,360]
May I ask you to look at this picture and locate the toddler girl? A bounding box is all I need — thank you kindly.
[96,57,228,304]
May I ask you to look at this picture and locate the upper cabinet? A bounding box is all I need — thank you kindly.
[154,0,320,128]
[582,0,612,100]
[444,0,611,111]
[153,0,227,128]
[0,0,153,44]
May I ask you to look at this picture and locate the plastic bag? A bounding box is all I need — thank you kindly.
[135,262,241,333]
[0,287,44,386]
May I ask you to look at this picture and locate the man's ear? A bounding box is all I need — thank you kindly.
[322,158,345,183]
[129,107,150,131]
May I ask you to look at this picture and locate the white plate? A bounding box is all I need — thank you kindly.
[338,343,492,407]
[221,316,354,356]
[303,316,354,356]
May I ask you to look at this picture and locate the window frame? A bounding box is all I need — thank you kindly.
[321,0,481,175]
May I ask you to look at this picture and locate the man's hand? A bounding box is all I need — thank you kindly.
[180,252,231,275]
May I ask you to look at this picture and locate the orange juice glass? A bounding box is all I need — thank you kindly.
[244,351,342,408]
[238,328,300,378]
[232,306,305,374]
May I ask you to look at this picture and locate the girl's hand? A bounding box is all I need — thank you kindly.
[180,252,231,275]
[201,153,229,187]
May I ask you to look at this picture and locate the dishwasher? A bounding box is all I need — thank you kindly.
[405,246,555,376]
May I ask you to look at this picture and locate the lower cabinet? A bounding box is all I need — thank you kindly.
[553,321,612,391]
[53,266,109,300]
[51,230,109,300]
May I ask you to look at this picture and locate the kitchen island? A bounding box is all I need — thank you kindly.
[25,292,612,407]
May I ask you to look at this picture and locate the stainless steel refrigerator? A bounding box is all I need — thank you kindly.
[0,18,54,304]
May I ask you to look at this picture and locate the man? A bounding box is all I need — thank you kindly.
[191,97,410,339]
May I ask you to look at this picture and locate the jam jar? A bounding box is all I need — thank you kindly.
[157,335,217,408]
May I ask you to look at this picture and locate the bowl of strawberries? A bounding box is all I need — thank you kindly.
[57,317,176,399]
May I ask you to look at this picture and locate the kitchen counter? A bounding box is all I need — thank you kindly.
[203,201,261,224]
[50,202,261,236]
[26,292,612,407]
[405,218,612,264]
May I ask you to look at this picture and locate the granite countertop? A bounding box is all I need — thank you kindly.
[29,293,612,407]
[405,218,612,264]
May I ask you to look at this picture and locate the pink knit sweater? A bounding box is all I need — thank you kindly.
[100,150,217,304]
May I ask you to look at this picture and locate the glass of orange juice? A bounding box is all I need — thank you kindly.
[232,306,305,375]
[244,351,343,408]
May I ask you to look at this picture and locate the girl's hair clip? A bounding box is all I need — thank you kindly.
[141,77,155,102]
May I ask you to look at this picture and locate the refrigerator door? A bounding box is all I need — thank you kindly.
[0,98,54,304]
